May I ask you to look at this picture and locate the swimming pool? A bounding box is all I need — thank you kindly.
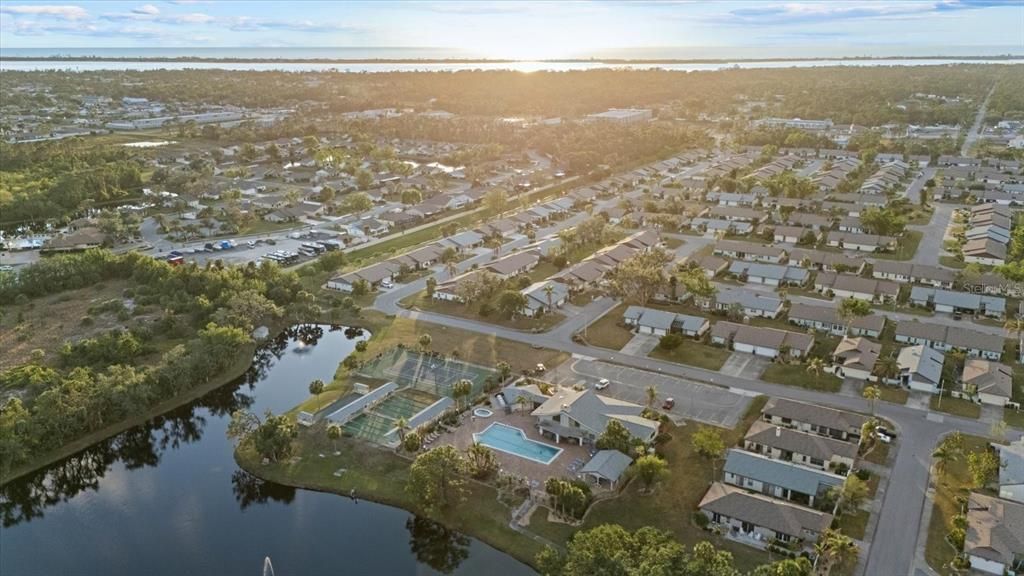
[473,423,562,465]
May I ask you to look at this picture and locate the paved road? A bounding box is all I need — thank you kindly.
[907,203,954,267]
[903,166,937,205]
[961,85,996,157]
[371,285,1020,576]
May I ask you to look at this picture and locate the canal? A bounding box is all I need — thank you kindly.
[0,324,534,576]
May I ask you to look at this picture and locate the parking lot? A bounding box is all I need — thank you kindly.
[547,358,753,428]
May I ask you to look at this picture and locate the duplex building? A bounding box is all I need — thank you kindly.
[714,240,786,264]
[699,482,834,548]
[727,261,810,287]
[871,261,957,289]
[895,320,1005,361]
[744,420,858,473]
[963,492,1024,576]
[761,397,868,442]
[826,231,897,253]
[909,287,1006,319]
[788,303,885,338]
[710,322,815,360]
[708,287,785,319]
[723,449,845,507]
[815,272,900,304]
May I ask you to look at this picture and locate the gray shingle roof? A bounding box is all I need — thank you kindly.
[724,449,845,495]
[699,482,833,538]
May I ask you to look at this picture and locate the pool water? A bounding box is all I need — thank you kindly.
[473,423,563,464]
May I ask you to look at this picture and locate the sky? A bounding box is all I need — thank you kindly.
[0,1,1022,59]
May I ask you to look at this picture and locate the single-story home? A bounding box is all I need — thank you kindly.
[897,344,946,393]
[486,250,541,279]
[699,482,834,548]
[723,448,845,508]
[826,231,897,252]
[815,272,899,304]
[871,261,957,289]
[788,303,885,338]
[963,239,1008,266]
[439,230,486,252]
[623,306,710,338]
[789,249,865,274]
[710,322,815,359]
[521,281,569,317]
[744,420,858,473]
[727,261,810,287]
[714,240,786,264]
[761,397,867,443]
[961,359,1014,407]
[773,225,818,244]
[895,321,1005,361]
[326,260,401,292]
[909,287,1006,319]
[831,337,881,381]
[709,287,785,319]
[963,492,1024,575]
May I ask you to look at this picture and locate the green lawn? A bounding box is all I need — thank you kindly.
[1004,407,1024,430]
[928,396,981,419]
[835,509,870,540]
[663,236,685,250]
[582,303,636,351]
[761,363,842,392]
[925,435,990,575]
[863,441,890,466]
[567,397,772,574]
[526,507,581,544]
[877,386,909,405]
[649,341,731,371]
[236,428,546,568]
[937,256,966,269]
[870,230,923,261]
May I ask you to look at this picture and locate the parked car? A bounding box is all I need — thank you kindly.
[535,363,546,374]
[662,398,675,410]
[380,279,394,289]
[594,378,610,390]
[875,426,894,438]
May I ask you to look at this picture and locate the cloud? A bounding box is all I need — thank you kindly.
[708,0,1011,26]
[0,4,88,20]
[132,4,160,15]
[223,16,363,33]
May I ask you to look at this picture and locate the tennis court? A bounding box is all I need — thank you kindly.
[356,347,497,398]
[342,387,438,442]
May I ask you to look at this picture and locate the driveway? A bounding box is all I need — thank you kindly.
[548,358,753,428]
[720,353,770,380]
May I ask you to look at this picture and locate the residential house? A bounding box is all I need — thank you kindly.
[744,420,858,473]
[961,359,1014,407]
[623,306,710,338]
[706,206,766,223]
[831,337,881,381]
[708,287,785,319]
[521,281,569,317]
[391,243,445,271]
[997,438,1024,504]
[789,249,865,274]
[787,212,833,230]
[909,287,1006,319]
[710,322,815,359]
[714,240,786,264]
[963,492,1024,576]
[871,261,957,289]
[788,303,885,338]
[895,321,1005,361]
[727,261,810,287]
[326,260,401,292]
[531,387,661,445]
[579,450,634,489]
[897,345,946,393]
[772,225,817,245]
[815,272,900,304]
[485,250,540,279]
[439,230,485,252]
[761,397,868,442]
[699,482,834,547]
[684,254,729,279]
[826,231,897,253]
[723,449,845,507]
[963,239,1008,266]
[263,200,324,223]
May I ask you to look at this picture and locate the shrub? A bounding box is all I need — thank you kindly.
[855,468,872,481]
[693,511,710,529]
[658,333,683,350]
[478,303,494,317]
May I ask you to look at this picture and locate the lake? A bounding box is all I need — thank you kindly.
[0,324,533,576]
[1,58,1022,73]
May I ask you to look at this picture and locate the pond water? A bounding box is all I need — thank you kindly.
[0,324,533,576]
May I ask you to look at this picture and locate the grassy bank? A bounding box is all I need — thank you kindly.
[928,396,981,419]
[235,425,546,568]
[649,341,730,371]
[580,302,635,351]
[402,291,566,332]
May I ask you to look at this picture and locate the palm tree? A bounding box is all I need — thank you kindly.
[445,260,458,279]
[645,386,657,408]
[862,385,881,415]
[308,379,326,411]
[418,334,432,353]
[874,355,900,385]
[516,395,530,415]
[327,423,342,454]
[806,357,825,383]
[452,379,472,409]
[818,529,858,574]
[932,444,955,475]
[543,283,555,313]
[395,417,409,442]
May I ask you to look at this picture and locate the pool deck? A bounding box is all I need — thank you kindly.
[432,411,591,487]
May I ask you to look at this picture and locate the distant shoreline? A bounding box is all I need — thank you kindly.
[1,54,1022,64]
